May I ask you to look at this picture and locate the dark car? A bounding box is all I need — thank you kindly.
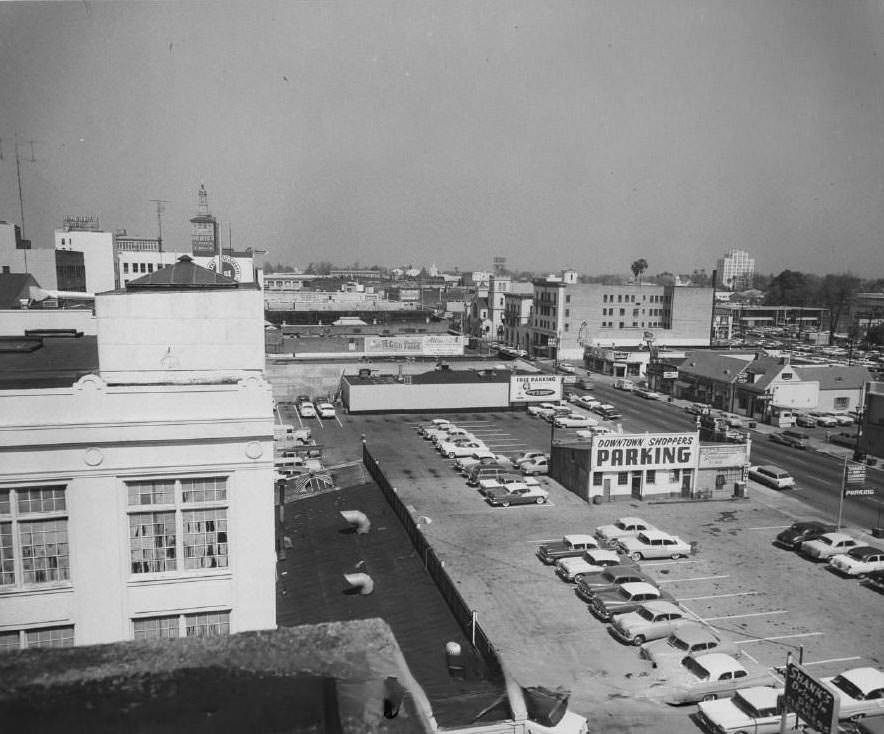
[775,520,838,550]
[575,565,652,603]
[536,534,599,565]
[586,581,674,622]
[770,429,810,449]
[863,570,884,594]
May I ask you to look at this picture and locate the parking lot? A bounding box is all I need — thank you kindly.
[305,406,883,733]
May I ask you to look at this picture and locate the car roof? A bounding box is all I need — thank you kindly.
[672,622,719,644]
[619,582,659,595]
[737,686,783,709]
[849,546,883,558]
[837,667,884,693]
[818,532,854,543]
[641,600,682,615]
[563,534,597,545]
[586,549,623,562]
[757,464,787,473]
[616,516,648,526]
[693,653,745,675]
[637,529,677,541]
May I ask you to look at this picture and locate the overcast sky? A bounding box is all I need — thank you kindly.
[1,1,883,277]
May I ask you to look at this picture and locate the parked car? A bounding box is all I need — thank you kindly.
[576,378,594,390]
[769,429,810,449]
[466,464,516,486]
[795,413,818,428]
[574,564,652,600]
[864,570,884,593]
[537,534,599,565]
[454,452,510,475]
[572,394,602,410]
[821,667,884,722]
[799,532,860,561]
[748,465,795,490]
[556,549,636,583]
[575,426,614,439]
[422,423,458,440]
[810,410,839,427]
[613,379,635,391]
[595,517,656,543]
[557,363,576,374]
[831,412,857,426]
[432,426,476,445]
[608,601,689,646]
[487,485,550,507]
[593,404,623,420]
[297,400,317,418]
[774,520,837,550]
[660,653,775,705]
[684,403,710,416]
[695,686,797,734]
[554,414,597,428]
[587,581,674,622]
[439,439,488,458]
[828,546,884,577]
[640,623,738,668]
[617,530,692,561]
[521,457,550,475]
[479,475,541,496]
[527,402,559,417]
[316,401,336,419]
[512,450,548,466]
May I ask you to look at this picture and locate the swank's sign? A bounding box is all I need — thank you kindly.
[592,432,699,471]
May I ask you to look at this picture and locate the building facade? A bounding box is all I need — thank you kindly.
[0,257,276,650]
[715,249,755,291]
[55,216,116,295]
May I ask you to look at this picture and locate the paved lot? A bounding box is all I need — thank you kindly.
[279,402,884,733]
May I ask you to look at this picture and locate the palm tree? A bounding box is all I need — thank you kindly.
[630,258,648,284]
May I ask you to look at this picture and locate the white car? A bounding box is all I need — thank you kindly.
[575,426,614,439]
[432,427,475,445]
[617,530,692,561]
[423,424,458,441]
[478,475,541,495]
[486,485,550,507]
[572,394,602,410]
[521,457,550,475]
[830,412,856,426]
[554,413,597,428]
[316,401,336,419]
[748,465,795,490]
[527,402,559,417]
[799,532,860,561]
[595,517,656,543]
[828,546,884,577]
[417,418,451,436]
[513,450,548,466]
[438,439,487,458]
[297,400,316,418]
[454,452,510,474]
[822,667,884,721]
[696,686,797,734]
[810,410,839,427]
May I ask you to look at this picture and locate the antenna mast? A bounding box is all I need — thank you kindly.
[149,199,169,251]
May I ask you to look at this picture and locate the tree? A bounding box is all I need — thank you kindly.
[690,269,711,287]
[652,272,677,286]
[630,258,648,283]
[818,273,861,333]
[305,261,333,275]
[764,270,819,306]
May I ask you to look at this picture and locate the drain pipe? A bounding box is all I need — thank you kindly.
[343,572,374,595]
[340,510,371,534]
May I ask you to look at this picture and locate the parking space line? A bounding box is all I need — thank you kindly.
[640,559,700,567]
[740,649,759,665]
[803,656,863,667]
[703,610,788,621]
[746,525,792,530]
[656,575,730,584]
[735,632,824,645]
[679,591,759,601]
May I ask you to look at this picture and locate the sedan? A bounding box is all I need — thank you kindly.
[573,564,650,599]
[316,401,336,419]
[438,440,488,458]
[297,400,316,418]
[587,582,674,622]
[554,414,597,428]
[774,520,837,550]
[595,517,656,543]
[660,653,776,705]
[828,546,884,577]
[830,412,857,426]
[794,413,818,428]
[695,686,797,734]
[799,532,860,561]
[640,623,738,669]
[617,530,692,561]
[537,534,599,565]
[572,394,602,410]
[454,452,511,475]
[487,486,550,507]
[513,450,548,466]
[608,601,690,646]
[521,457,550,475]
[822,667,884,722]
[556,549,636,583]
[810,411,839,427]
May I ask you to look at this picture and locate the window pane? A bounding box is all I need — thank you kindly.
[20,519,70,584]
[183,509,228,570]
[129,512,176,573]
[127,481,175,506]
[185,611,230,638]
[26,626,74,648]
[17,487,66,514]
[0,522,14,585]
[0,491,9,515]
[181,477,227,504]
[0,631,19,653]
[133,616,180,641]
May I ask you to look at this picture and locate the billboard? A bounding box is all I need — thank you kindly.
[510,374,562,403]
[364,334,463,356]
[592,433,699,471]
[784,662,838,734]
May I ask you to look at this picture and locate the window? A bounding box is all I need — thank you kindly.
[669,469,680,482]
[0,625,75,652]
[646,470,656,484]
[133,610,230,641]
[565,309,570,317]
[593,473,603,486]
[565,295,571,303]
[617,472,628,486]
[834,397,849,410]
[0,486,69,588]
[127,477,229,575]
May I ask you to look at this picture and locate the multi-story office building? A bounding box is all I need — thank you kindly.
[0,255,276,650]
[55,216,116,294]
[716,249,755,291]
[1,220,60,289]
[527,271,714,360]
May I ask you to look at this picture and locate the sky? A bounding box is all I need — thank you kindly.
[1,1,883,277]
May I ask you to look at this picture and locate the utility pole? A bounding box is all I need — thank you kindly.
[149,199,169,251]
[2,134,38,271]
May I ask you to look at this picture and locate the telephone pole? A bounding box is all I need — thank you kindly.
[149,199,169,251]
[1,133,38,270]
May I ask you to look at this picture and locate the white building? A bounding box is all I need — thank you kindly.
[716,249,756,291]
[0,256,276,650]
[0,220,59,289]
[55,216,116,294]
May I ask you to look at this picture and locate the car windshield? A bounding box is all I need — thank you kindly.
[682,656,710,680]
[831,675,866,700]
[637,606,656,621]
[819,536,834,546]
[617,587,634,600]
[615,521,628,530]
[731,693,760,718]
[669,635,691,651]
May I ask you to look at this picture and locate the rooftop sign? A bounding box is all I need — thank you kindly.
[592,432,698,471]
